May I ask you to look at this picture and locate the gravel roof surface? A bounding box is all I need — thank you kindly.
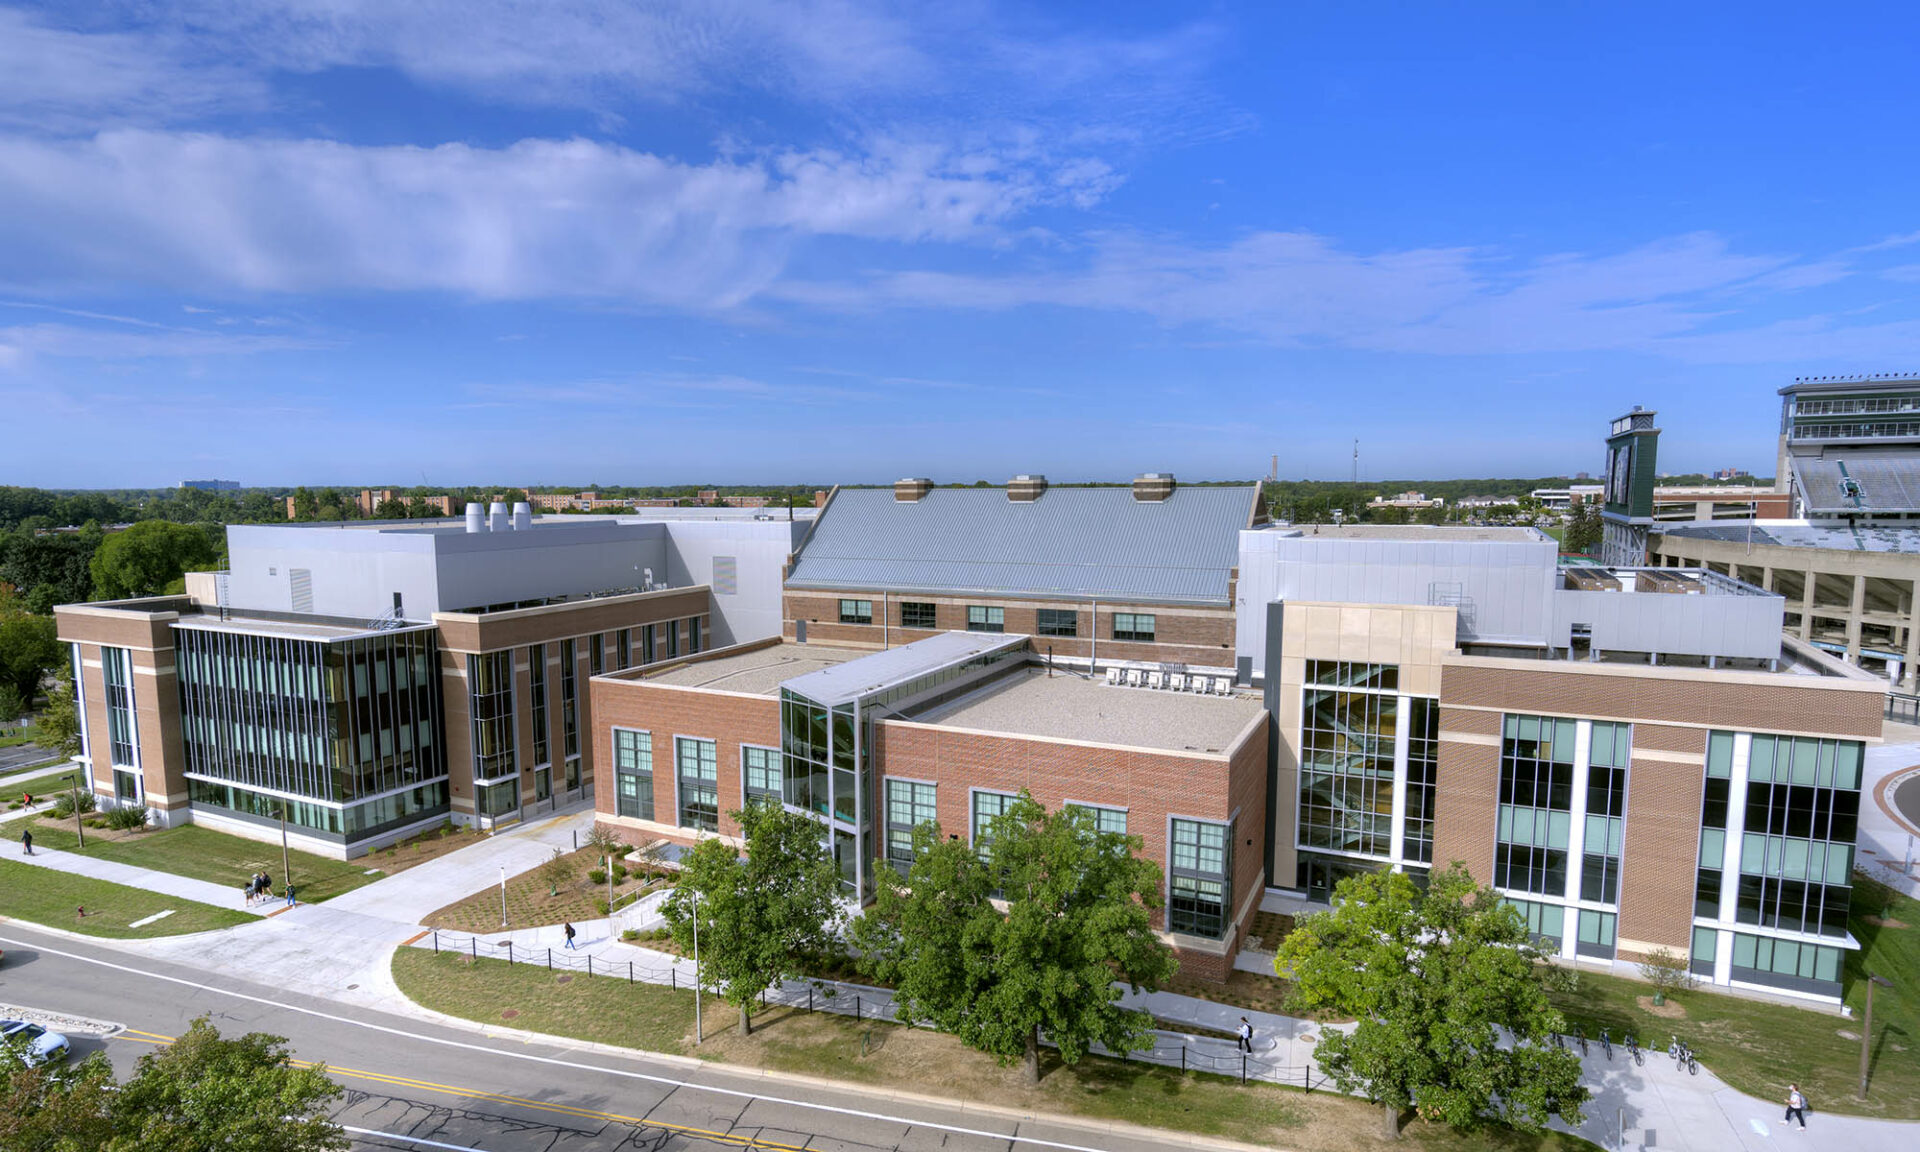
[912,666,1262,754]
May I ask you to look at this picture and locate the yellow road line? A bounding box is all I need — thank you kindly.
[110,1033,806,1151]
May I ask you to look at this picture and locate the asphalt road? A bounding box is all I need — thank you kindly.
[0,744,62,775]
[0,923,1207,1152]
[1896,774,1920,831]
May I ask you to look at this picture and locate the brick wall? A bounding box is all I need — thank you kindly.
[1617,724,1707,958]
[588,679,780,848]
[1434,710,1500,881]
[782,591,1236,668]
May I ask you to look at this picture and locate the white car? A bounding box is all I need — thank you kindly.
[0,1019,71,1065]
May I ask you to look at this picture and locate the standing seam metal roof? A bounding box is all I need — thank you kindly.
[784,486,1259,605]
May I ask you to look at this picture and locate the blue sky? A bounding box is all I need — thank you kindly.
[2,2,1918,488]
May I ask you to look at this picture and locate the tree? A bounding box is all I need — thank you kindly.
[851,794,1177,1084]
[539,847,574,896]
[1564,500,1602,556]
[0,1017,344,1152]
[662,802,843,1036]
[0,595,60,707]
[0,683,24,725]
[36,665,80,755]
[1277,865,1587,1140]
[88,521,219,601]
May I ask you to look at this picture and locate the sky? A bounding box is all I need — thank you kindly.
[2,2,1919,489]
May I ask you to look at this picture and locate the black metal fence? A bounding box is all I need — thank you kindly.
[423,928,1322,1089]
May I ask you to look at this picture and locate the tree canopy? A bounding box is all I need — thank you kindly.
[0,588,61,707]
[662,802,845,1036]
[850,793,1177,1083]
[88,520,220,601]
[0,1016,345,1152]
[1276,865,1587,1140]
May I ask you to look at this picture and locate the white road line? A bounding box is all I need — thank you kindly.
[344,1125,485,1151]
[127,910,176,928]
[0,932,1120,1152]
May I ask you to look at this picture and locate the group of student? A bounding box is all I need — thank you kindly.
[244,871,295,907]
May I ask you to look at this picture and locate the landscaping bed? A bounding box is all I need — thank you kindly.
[0,857,253,938]
[423,845,669,933]
[392,949,1595,1150]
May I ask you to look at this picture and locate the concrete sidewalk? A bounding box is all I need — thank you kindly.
[6,841,263,912]
[325,804,598,922]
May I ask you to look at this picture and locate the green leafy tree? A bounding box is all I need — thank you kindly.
[35,660,80,756]
[1564,500,1602,556]
[851,794,1177,1084]
[1277,865,1587,1140]
[0,683,24,724]
[88,521,219,600]
[663,802,844,1036]
[0,594,60,707]
[106,1016,345,1151]
[0,1044,120,1152]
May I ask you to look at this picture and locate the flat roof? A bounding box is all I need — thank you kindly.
[639,643,872,697]
[912,666,1262,754]
[1659,522,1920,555]
[1272,524,1548,542]
[171,613,435,642]
[782,631,1030,705]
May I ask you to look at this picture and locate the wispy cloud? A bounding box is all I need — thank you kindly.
[0,321,323,366]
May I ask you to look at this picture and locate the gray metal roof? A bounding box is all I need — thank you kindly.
[780,631,1029,706]
[1660,522,1920,555]
[785,485,1260,605]
[1788,451,1920,516]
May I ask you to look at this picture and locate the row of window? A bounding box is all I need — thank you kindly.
[1505,898,1618,958]
[835,599,1157,642]
[1691,926,1845,994]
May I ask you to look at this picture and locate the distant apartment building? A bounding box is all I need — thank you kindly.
[179,479,240,491]
[1530,485,1604,511]
[1367,490,1444,510]
[56,505,802,858]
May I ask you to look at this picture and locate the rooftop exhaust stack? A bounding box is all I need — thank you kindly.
[488,501,509,532]
[894,477,933,502]
[511,502,532,531]
[1008,474,1048,502]
[1132,472,1176,502]
[464,502,485,533]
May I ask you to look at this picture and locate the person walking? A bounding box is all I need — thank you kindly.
[21,827,32,855]
[1784,1084,1808,1130]
[1237,1017,1254,1053]
[284,882,297,908]
[563,922,577,950]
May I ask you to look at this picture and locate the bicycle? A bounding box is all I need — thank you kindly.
[1625,1033,1643,1066]
[1676,1043,1698,1076]
[1577,1030,1589,1057]
[1600,1028,1613,1060]
[1551,1030,1564,1051]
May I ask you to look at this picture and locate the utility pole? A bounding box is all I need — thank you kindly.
[691,889,704,1044]
[1859,973,1894,1098]
[1352,439,1358,485]
[500,865,508,929]
[279,798,291,900]
[63,773,85,849]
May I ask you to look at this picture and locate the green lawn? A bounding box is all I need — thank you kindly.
[20,822,383,904]
[1550,874,1920,1119]
[0,768,86,811]
[0,725,43,749]
[0,857,254,938]
[393,950,1596,1151]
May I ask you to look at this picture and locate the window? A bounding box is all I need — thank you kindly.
[971,789,1015,847]
[901,602,937,630]
[1112,612,1156,643]
[467,651,516,780]
[1494,714,1575,897]
[966,606,1004,633]
[1581,721,1630,906]
[114,769,138,803]
[743,745,782,803]
[1070,802,1127,836]
[666,621,680,658]
[1690,926,1719,977]
[560,639,579,760]
[1730,931,1844,995]
[616,629,631,670]
[839,599,874,625]
[1306,660,1397,691]
[640,624,656,665]
[1576,909,1617,958]
[1298,684,1397,857]
[676,737,718,832]
[528,644,549,767]
[589,634,604,675]
[102,646,136,767]
[887,779,938,871]
[688,617,701,653]
[1169,818,1230,938]
[1729,732,1863,939]
[613,729,653,821]
[1036,608,1078,637]
[534,765,551,802]
[479,779,519,818]
[1505,898,1565,947]
[1402,697,1438,864]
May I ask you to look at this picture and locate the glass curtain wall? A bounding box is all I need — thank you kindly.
[1295,660,1436,899]
[101,645,137,767]
[780,687,874,897]
[467,651,517,782]
[175,624,446,844]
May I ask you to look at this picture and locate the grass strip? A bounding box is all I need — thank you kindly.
[20,822,381,904]
[393,949,1595,1150]
[0,856,253,938]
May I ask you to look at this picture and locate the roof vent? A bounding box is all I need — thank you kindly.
[894,478,934,502]
[1008,474,1048,502]
[1132,472,1176,502]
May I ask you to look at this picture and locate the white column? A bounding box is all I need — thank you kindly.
[1561,722,1594,962]
[1713,733,1751,987]
[1388,694,1410,867]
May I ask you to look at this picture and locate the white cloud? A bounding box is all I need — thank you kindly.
[0,322,322,365]
[0,130,1074,303]
[0,8,264,130]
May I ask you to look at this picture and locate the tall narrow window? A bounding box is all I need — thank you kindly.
[616,629,631,670]
[688,617,701,653]
[590,634,605,676]
[676,737,718,831]
[1402,696,1438,864]
[101,645,136,768]
[971,789,1014,847]
[666,621,680,658]
[743,745,782,804]
[1581,721,1630,913]
[467,651,516,780]
[640,624,656,664]
[887,779,938,872]
[528,643,549,767]
[560,639,579,760]
[613,729,653,821]
[1495,714,1574,897]
[1170,818,1231,938]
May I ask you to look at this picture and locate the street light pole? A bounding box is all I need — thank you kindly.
[1859,973,1894,1098]
[500,865,508,929]
[692,889,703,1044]
[279,798,291,898]
[62,773,85,849]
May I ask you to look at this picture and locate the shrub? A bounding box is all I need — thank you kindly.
[104,805,149,831]
[593,898,610,916]
[51,790,98,819]
[587,868,607,885]
[611,864,629,884]
[620,928,642,942]
[585,824,624,856]
[1638,947,1697,1003]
